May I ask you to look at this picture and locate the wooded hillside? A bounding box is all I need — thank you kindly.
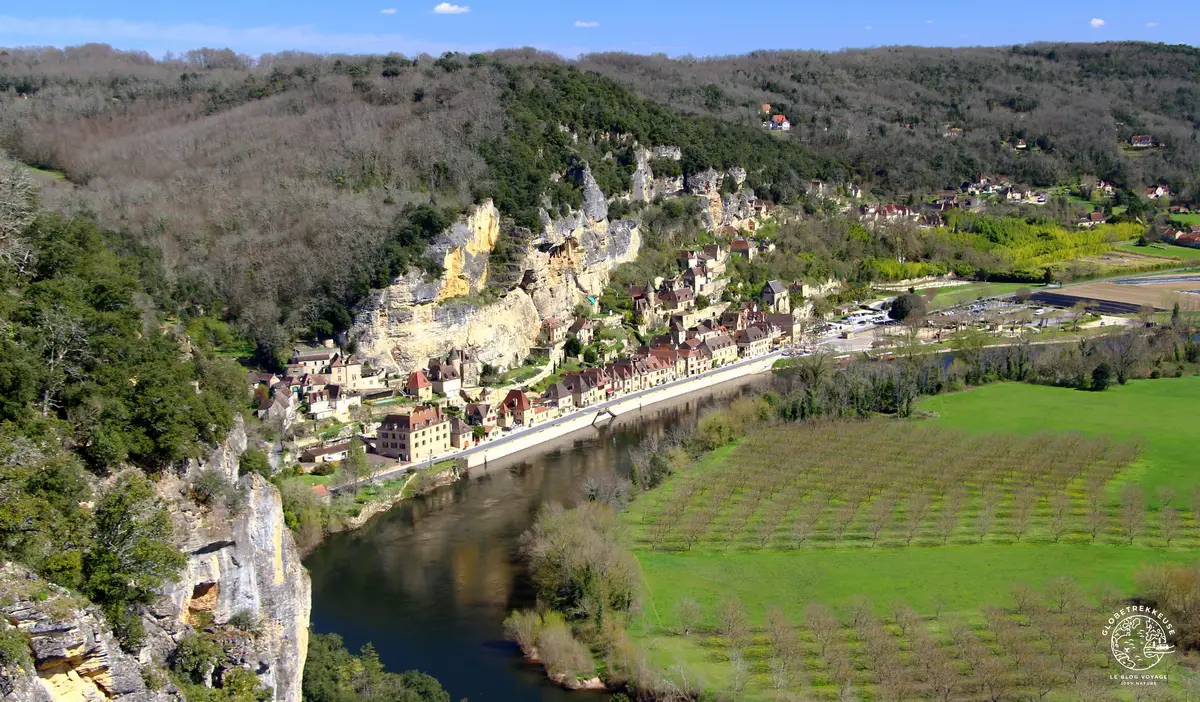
[580,43,1200,197]
[0,42,1194,356]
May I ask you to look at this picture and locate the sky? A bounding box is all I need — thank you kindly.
[0,1,1195,58]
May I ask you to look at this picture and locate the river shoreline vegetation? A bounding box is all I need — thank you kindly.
[507,312,1200,698]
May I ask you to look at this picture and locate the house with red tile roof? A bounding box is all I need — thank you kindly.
[404,370,433,401]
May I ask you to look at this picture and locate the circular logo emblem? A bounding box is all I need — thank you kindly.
[1109,613,1174,671]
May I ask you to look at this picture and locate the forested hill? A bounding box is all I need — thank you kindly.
[0,46,838,357]
[581,42,1200,196]
[0,42,1195,357]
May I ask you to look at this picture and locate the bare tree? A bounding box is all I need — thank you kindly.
[727,649,747,700]
[1160,506,1180,547]
[719,595,751,654]
[974,502,995,543]
[867,495,894,546]
[1155,485,1177,509]
[1086,506,1107,543]
[1048,492,1071,543]
[676,596,702,636]
[1118,484,1146,545]
[1011,487,1035,542]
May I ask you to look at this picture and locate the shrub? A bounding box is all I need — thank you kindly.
[0,624,32,674]
[536,620,595,682]
[227,609,261,635]
[171,632,222,685]
[311,462,336,477]
[238,449,272,479]
[1091,363,1112,391]
[503,610,543,657]
[190,469,246,515]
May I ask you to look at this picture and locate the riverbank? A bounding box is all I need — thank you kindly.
[299,353,780,553]
[303,380,768,702]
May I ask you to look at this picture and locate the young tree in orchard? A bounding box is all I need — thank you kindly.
[675,597,702,636]
[718,595,751,654]
[1118,485,1146,545]
[1160,507,1180,547]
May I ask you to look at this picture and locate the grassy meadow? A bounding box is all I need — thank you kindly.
[623,378,1200,700]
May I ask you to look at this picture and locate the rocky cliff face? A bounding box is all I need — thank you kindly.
[146,418,310,702]
[353,183,641,375]
[0,419,310,702]
[0,563,174,702]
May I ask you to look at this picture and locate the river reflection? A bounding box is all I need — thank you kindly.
[305,376,770,702]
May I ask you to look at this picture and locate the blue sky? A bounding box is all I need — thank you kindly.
[0,1,1194,57]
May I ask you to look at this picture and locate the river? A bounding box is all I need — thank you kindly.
[304,376,771,702]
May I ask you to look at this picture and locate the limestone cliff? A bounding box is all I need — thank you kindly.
[0,419,310,702]
[353,182,641,375]
[146,417,311,702]
[0,563,174,702]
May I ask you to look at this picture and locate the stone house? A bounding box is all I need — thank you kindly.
[257,388,298,429]
[429,363,461,397]
[377,407,451,463]
[464,403,497,426]
[404,371,433,401]
[658,287,695,312]
[678,346,708,376]
[702,334,738,367]
[734,326,772,358]
[500,389,535,426]
[760,280,790,314]
[449,417,474,449]
[648,347,685,381]
[327,354,362,389]
[542,317,568,345]
[731,239,756,260]
[541,383,575,412]
[291,349,336,375]
[563,373,603,408]
[446,348,481,388]
[568,317,594,346]
[300,442,350,464]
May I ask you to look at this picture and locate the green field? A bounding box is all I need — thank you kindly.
[1116,240,1200,261]
[1172,213,1200,227]
[919,378,1200,495]
[917,282,1035,309]
[625,378,1200,699]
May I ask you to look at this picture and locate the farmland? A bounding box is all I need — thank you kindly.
[624,378,1200,700]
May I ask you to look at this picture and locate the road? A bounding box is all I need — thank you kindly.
[333,348,784,493]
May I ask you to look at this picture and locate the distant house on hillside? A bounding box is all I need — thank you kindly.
[1129,135,1154,148]
[943,127,964,138]
[770,114,791,131]
[760,103,772,113]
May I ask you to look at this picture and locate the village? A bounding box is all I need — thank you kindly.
[248,238,828,494]
[247,138,1199,500]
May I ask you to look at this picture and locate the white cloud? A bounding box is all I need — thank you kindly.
[864,25,872,31]
[1145,21,1159,27]
[574,20,599,28]
[380,8,396,14]
[0,14,466,55]
[432,2,469,14]
[1089,17,1105,29]
[925,20,934,24]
